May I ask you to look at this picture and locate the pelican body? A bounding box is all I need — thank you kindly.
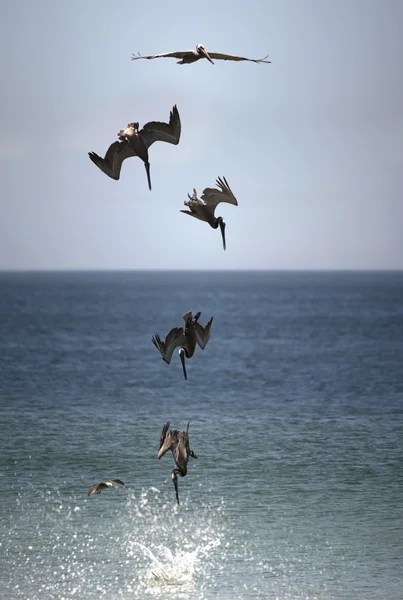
[152,311,213,380]
[181,176,238,250]
[158,421,198,504]
[88,105,181,190]
[87,479,125,497]
[132,44,271,66]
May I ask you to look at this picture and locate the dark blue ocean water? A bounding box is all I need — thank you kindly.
[1,271,402,599]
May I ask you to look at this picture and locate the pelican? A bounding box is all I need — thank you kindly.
[131,44,271,65]
[158,421,198,505]
[180,176,238,250]
[88,105,181,190]
[152,311,213,380]
[87,479,125,497]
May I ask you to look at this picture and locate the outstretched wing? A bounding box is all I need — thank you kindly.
[207,52,271,64]
[88,482,107,496]
[200,177,238,213]
[152,327,187,364]
[180,208,200,220]
[131,50,192,61]
[140,105,181,148]
[88,140,135,180]
[106,479,125,486]
[194,317,213,350]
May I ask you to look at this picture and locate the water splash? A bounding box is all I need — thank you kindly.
[132,542,197,583]
[125,488,225,595]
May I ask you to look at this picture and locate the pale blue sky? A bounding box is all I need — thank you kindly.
[1,0,402,269]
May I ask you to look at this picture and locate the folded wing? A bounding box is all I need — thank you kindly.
[158,421,173,458]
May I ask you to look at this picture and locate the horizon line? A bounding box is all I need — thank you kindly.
[1,268,402,273]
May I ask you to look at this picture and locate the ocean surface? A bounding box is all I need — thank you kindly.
[1,270,402,600]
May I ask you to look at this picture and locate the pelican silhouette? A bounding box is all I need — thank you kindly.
[180,176,238,250]
[87,479,125,497]
[158,421,198,504]
[131,44,271,66]
[88,105,181,190]
[152,311,213,380]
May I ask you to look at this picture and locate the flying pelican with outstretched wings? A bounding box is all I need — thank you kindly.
[131,44,270,65]
[88,105,181,190]
[87,479,125,497]
[180,176,238,250]
[158,421,198,505]
[152,311,213,380]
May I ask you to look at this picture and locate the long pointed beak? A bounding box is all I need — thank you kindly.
[179,348,188,380]
[173,476,180,505]
[201,48,214,65]
[219,220,226,251]
[144,161,152,190]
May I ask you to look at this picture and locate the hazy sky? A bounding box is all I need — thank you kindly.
[1,0,402,269]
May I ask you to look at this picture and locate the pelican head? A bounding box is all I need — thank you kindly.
[196,44,214,65]
[179,347,188,380]
[217,217,226,251]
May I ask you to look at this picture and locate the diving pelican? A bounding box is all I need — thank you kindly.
[158,421,198,505]
[87,479,125,497]
[152,311,213,380]
[88,105,181,190]
[180,176,238,250]
[131,44,271,65]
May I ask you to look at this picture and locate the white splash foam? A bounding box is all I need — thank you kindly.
[132,541,197,584]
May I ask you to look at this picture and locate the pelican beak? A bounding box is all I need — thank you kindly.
[179,348,188,380]
[200,47,214,64]
[219,219,227,251]
[172,473,180,505]
[144,161,152,191]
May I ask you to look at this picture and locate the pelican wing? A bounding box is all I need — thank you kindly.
[88,140,135,180]
[207,52,271,64]
[132,50,194,61]
[180,208,199,219]
[158,422,172,458]
[200,177,238,212]
[194,317,213,350]
[152,327,187,364]
[140,105,181,148]
[158,421,170,450]
[180,208,205,222]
